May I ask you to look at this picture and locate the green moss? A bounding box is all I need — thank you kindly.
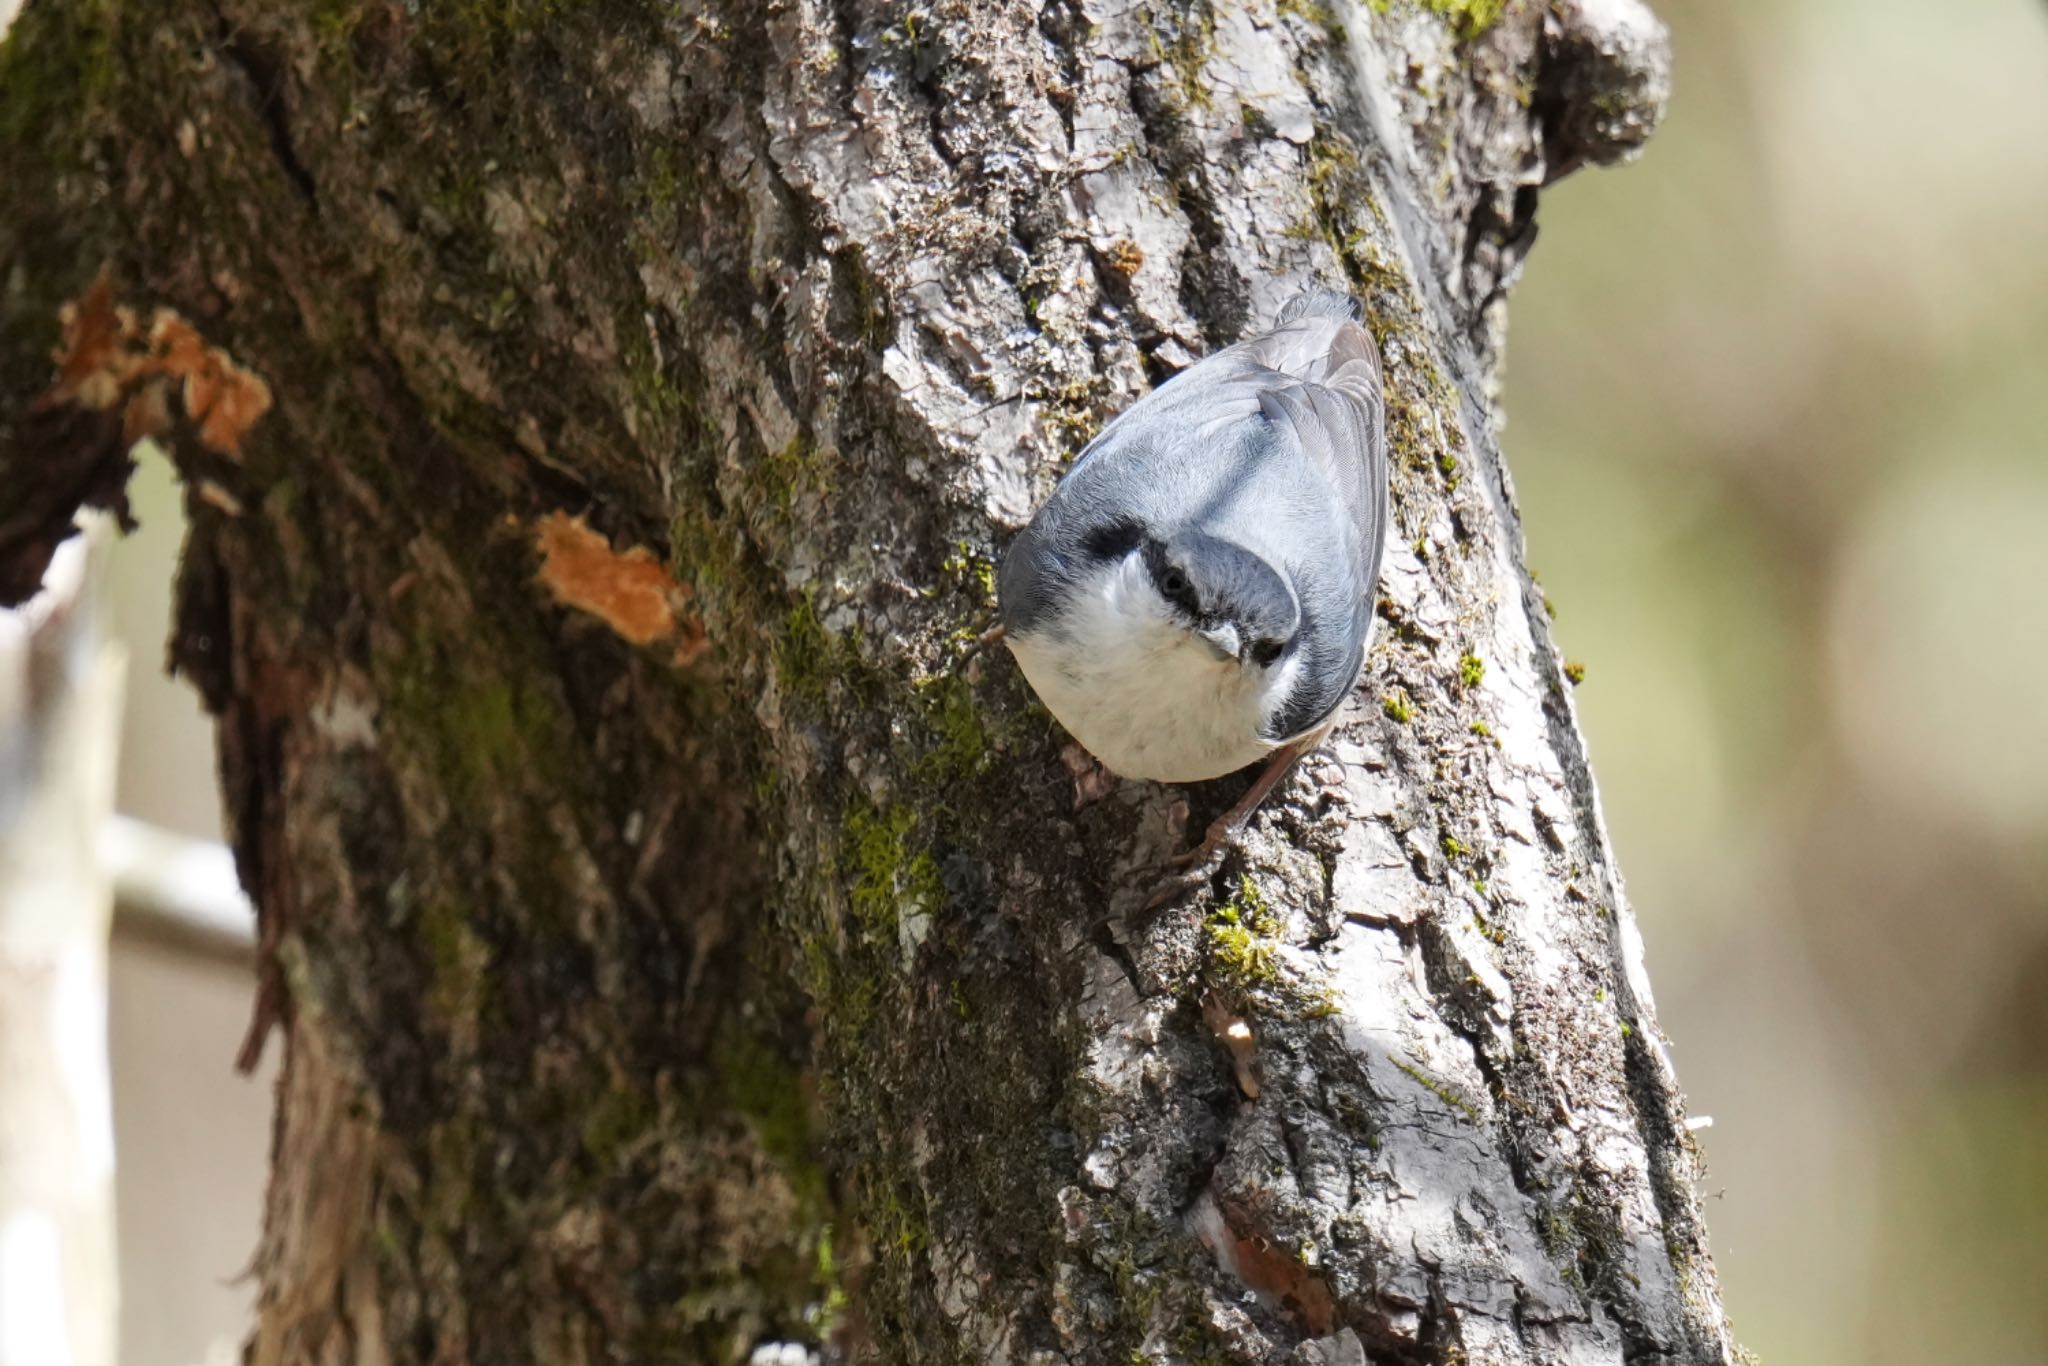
[416,0,602,60]
[618,327,689,438]
[1154,5,1219,113]
[841,800,943,942]
[716,1027,826,1212]
[579,1083,654,1168]
[308,0,369,53]
[1440,833,1468,860]
[1381,691,1414,724]
[1467,719,1492,739]
[1206,917,1274,983]
[1561,1187,1632,1296]
[928,677,990,767]
[669,505,745,603]
[258,477,318,610]
[377,633,579,809]
[857,1168,931,1289]
[461,681,561,793]
[1563,660,1587,686]
[914,672,991,779]
[831,246,894,350]
[754,433,833,517]
[813,1223,848,1317]
[1457,652,1485,688]
[370,1215,408,1275]
[1276,0,1342,34]
[1205,877,1283,988]
[1302,135,1381,300]
[1426,0,1507,41]
[1029,371,1114,460]
[1392,1056,1482,1124]
[937,541,997,607]
[1300,983,1344,1018]
[1538,1206,1572,1257]
[418,894,491,1023]
[1368,0,1505,42]
[778,599,834,704]
[775,592,899,719]
[799,934,878,1047]
[0,0,115,162]
[640,142,686,216]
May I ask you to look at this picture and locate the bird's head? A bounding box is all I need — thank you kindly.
[1080,518,1299,672]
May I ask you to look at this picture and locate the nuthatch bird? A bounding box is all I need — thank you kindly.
[997,289,1389,874]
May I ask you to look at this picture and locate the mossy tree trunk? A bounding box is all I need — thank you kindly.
[0,0,1738,1361]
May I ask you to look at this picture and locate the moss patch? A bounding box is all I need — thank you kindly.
[715,1025,827,1214]
[1205,877,1283,989]
[914,671,991,780]
[777,599,836,705]
[841,799,944,943]
[1368,0,1506,42]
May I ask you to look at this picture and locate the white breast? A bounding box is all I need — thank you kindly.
[1006,557,1302,784]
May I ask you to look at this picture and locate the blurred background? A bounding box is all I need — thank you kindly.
[1507,0,2048,1360]
[12,0,2046,1362]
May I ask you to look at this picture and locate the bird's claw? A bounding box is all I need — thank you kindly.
[1142,841,1230,910]
[1165,836,1224,871]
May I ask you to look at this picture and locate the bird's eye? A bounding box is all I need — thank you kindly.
[1252,640,1284,667]
[1159,568,1189,597]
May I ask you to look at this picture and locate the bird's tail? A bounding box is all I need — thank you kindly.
[1276,287,1363,326]
[1252,287,1377,389]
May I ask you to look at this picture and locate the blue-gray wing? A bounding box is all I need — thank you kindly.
[1231,292,1388,610]
[1227,301,1388,737]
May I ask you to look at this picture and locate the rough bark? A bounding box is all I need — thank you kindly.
[0,0,1738,1362]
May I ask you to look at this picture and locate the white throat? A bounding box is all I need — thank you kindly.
[1007,555,1303,783]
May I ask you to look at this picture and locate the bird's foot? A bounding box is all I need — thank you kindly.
[1142,825,1235,910]
[1061,743,1117,811]
[1139,736,1320,910]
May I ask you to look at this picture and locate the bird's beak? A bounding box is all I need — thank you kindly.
[1197,623,1241,662]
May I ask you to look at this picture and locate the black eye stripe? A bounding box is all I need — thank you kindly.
[1142,544,1201,616]
[1082,518,1144,561]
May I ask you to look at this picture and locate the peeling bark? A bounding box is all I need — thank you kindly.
[0,0,1739,1361]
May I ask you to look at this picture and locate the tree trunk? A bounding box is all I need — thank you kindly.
[0,0,1739,1361]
